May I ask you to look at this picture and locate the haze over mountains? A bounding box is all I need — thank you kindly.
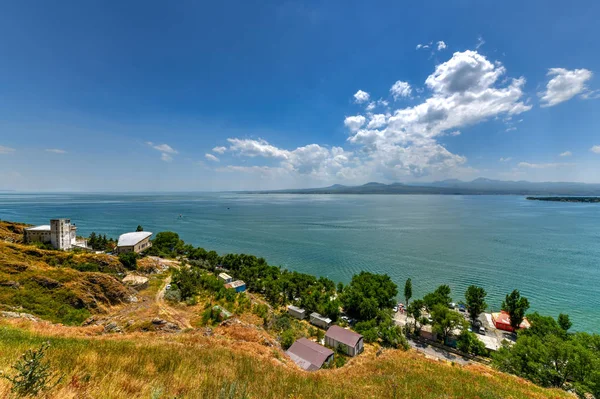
[243,178,600,196]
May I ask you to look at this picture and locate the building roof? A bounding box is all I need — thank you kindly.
[218,273,232,280]
[325,325,363,347]
[117,231,153,247]
[286,338,333,371]
[288,305,306,314]
[224,280,246,289]
[310,313,332,323]
[492,311,530,329]
[26,225,51,231]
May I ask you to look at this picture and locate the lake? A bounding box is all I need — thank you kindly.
[1,193,598,332]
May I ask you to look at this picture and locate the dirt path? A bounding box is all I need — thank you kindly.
[155,275,193,330]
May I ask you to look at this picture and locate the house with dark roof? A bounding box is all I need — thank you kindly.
[285,338,334,371]
[325,325,364,357]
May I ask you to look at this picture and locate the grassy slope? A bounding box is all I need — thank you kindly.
[0,240,132,325]
[0,321,571,399]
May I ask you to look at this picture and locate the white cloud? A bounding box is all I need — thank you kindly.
[559,151,572,157]
[0,145,16,154]
[147,141,178,161]
[437,41,447,51]
[365,102,376,111]
[591,145,600,154]
[390,81,412,100]
[215,50,532,185]
[539,68,594,107]
[367,114,387,129]
[353,90,370,103]
[499,157,512,162]
[448,130,461,136]
[475,36,485,49]
[505,127,517,132]
[416,42,431,50]
[518,162,574,169]
[45,149,67,154]
[212,146,227,154]
[205,153,220,162]
[343,115,366,132]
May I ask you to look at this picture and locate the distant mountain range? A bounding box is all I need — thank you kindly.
[241,178,600,196]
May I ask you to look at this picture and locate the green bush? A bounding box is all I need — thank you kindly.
[280,329,296,350]
[118,252,138,270]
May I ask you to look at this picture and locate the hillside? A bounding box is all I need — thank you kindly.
[0,226,574,399]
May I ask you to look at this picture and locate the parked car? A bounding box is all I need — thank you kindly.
[165,284,172,290]
[393,306,398,312]
[478,326,486,335]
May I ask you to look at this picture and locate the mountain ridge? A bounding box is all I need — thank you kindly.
[240,178,600,196]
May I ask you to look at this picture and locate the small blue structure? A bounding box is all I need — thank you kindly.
[225,280,246,293]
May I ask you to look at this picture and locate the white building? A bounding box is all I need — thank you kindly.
[116,232,153,254]
[24,219,86,250]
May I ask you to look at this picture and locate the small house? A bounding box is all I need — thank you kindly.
[218,273,233,283]
[287,305,306,320]
[286,338,334,371]
[325,325,364,357]
[492,311,530,332]
[224,280,246,293]
[212,305,232,321]
[420,324,438,341]
[309,312,332,329]
[117,231,153,254]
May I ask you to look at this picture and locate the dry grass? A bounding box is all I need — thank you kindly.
[0,320,571,399]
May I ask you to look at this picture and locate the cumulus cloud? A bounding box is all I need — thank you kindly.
[559,151,572,157]
[45,149,67,154]
[591,145,600,154]
[343,115,366,132]
[214,50,532,185]
[390,81,412,100]
[0,145,16,154]
[365,102,376,111]
[205,153,220,162]
[539,68,594,107]
[353,90,370,103]
[147,141,178,162]
[437,41,447,51]
[212,146,227,154]
[499,157,512,162]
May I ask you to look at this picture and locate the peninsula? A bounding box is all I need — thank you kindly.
[526,196,600,203]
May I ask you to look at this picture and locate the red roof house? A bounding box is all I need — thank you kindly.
[492,311,530,332]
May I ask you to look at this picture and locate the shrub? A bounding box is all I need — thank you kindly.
[118,252,138,270]
[0,342,63,397]
[280,329,296,350]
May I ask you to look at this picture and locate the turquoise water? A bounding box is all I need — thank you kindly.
[0,193,598,332]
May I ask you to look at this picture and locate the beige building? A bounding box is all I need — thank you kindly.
[24,219,86,250]
[116,232,153,254]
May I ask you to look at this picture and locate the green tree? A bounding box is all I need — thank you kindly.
[340,271,397,322]
[136,225,144,232]
[404,278,412,307]
[151,231,184,257]
[502,290,530,332]
[431,304,466,345]
[118,252,138,270]
[406,299,425,334]
[423,284,452,310]
[557,313,572,332]
[457,330,486,355]
[465,285,487,325]
[280,329,296,350]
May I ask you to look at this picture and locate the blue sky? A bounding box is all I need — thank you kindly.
[1,1,599,191]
